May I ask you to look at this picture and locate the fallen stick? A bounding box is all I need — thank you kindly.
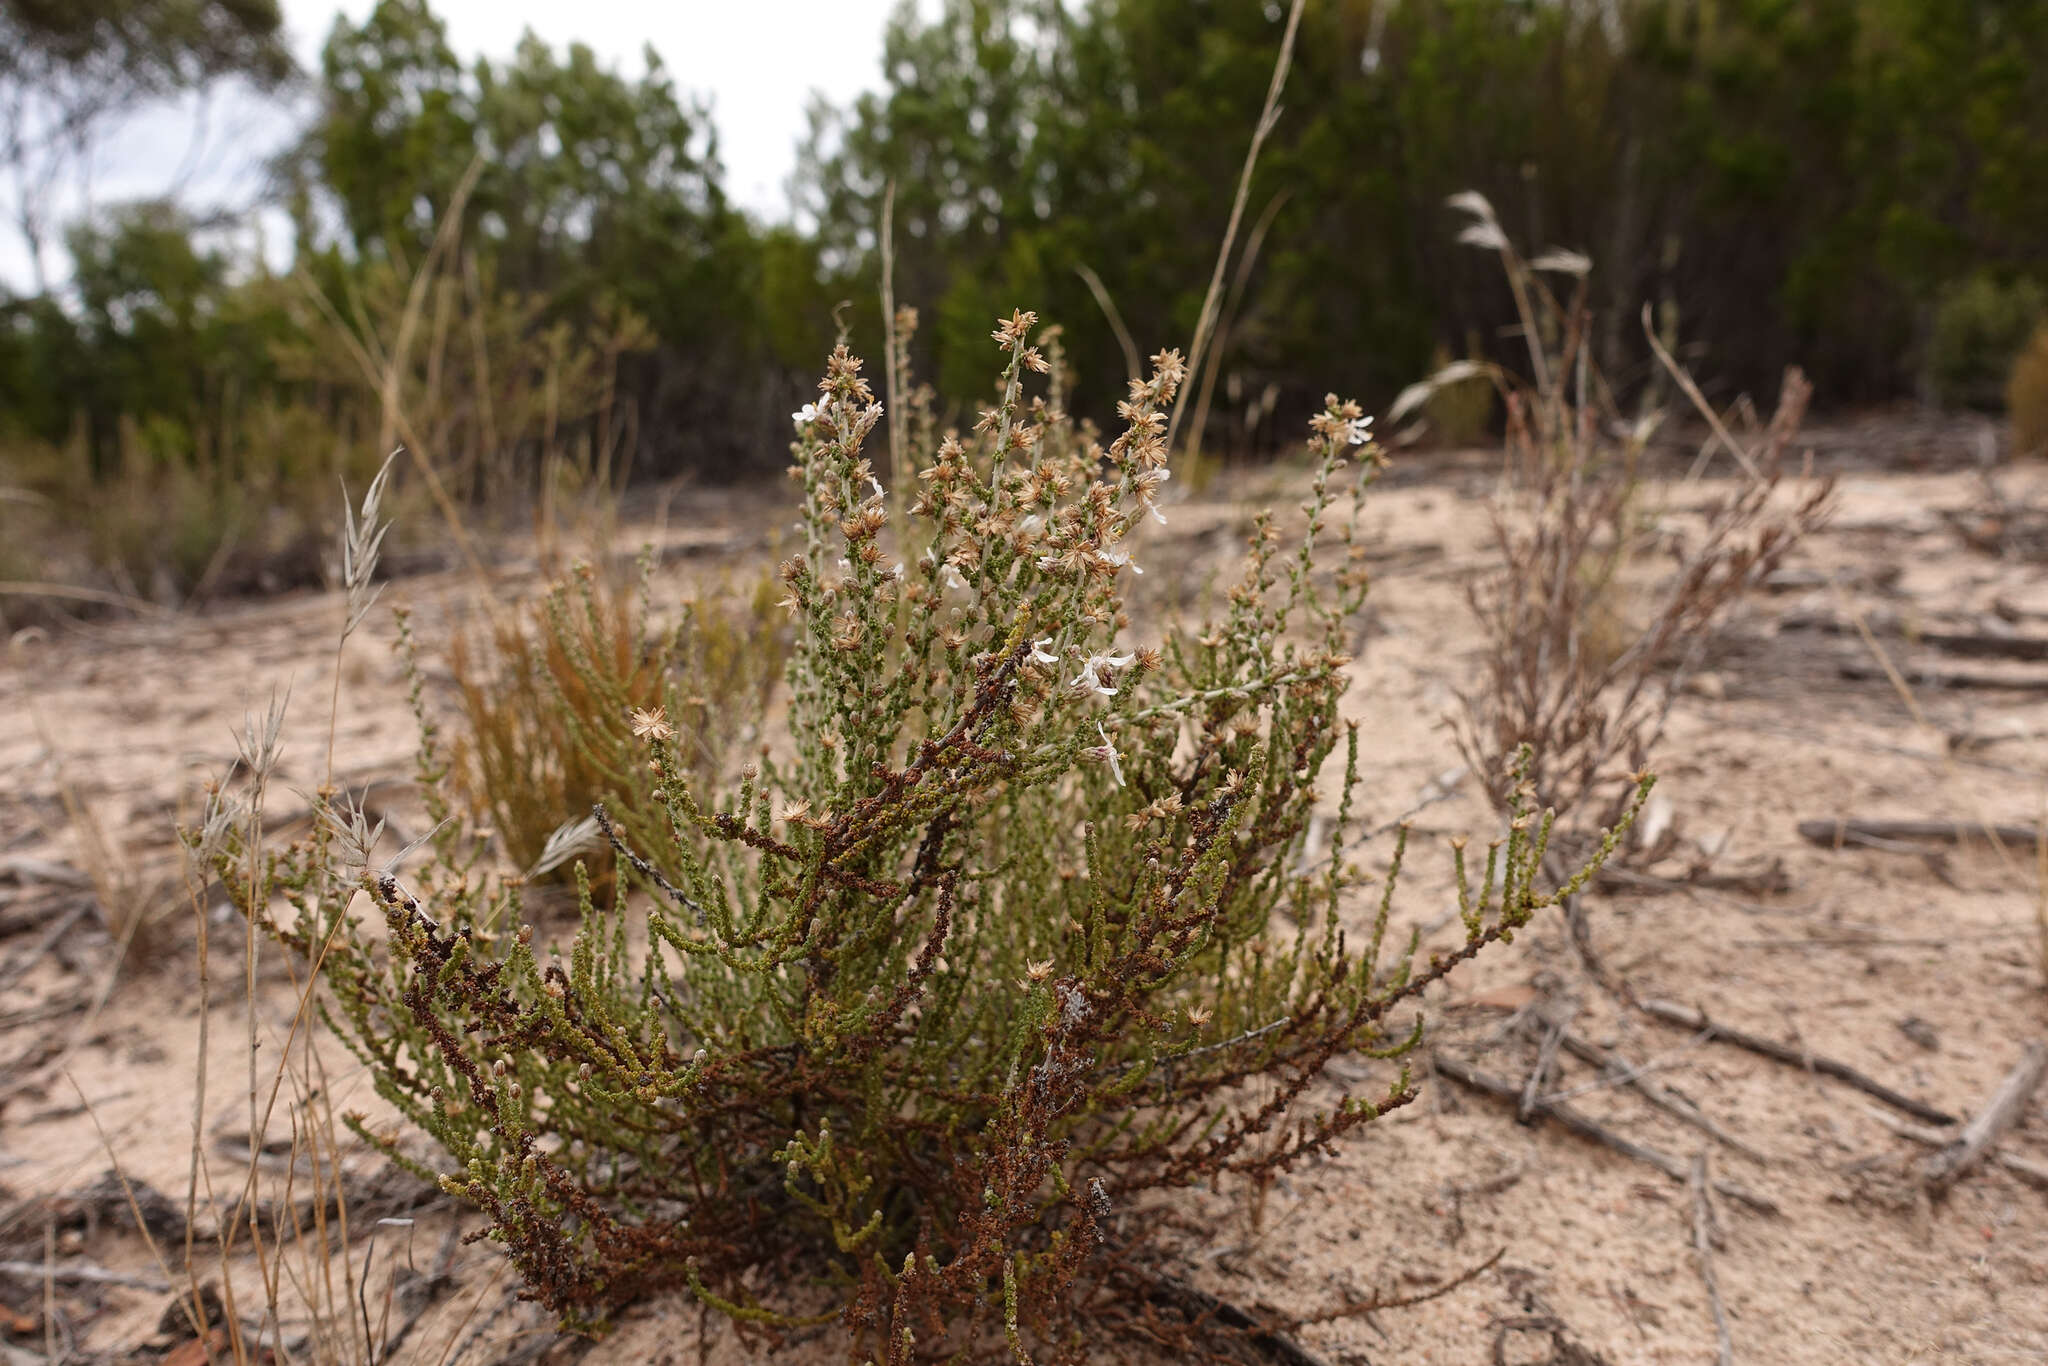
[0,898,95,991]
[1777,615,2048,663]
[1838,661,2048,692]
[1859,1104,2048,1191]
[1639,1000,1957,1127]
[0,992,89,1032]
[0,1259,170,1291]
[1921,1041,2048,1197]
[1535,1021,1772,1164]
[1689,1154,1734,1366]
[0,856,92,888]
[1430,1052,1778,1214]
[1520,1001,1576,1123]
[1796,818,2043,851]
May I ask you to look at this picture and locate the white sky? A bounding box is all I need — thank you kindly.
[1,0,911,293]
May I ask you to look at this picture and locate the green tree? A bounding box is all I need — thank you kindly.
[0,0,293,290]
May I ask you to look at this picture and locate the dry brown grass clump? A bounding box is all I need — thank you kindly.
[2010,321,2048,460]
[446,562,789,891]
[1408,191,1833,842]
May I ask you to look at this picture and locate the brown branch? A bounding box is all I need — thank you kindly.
[1431,1052,1778,1213]
[1639,999,1957,1127]
[1859,1104,2048,1191]
[1525,1016,1771,1164]
[1298,1245,1505,1325]
[1688,1154,1734,1366]
[1796,817,2042,850]
[1921,1040,2048,1197]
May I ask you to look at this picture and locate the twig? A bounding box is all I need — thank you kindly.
[1859,1104,2048,1190]
[1921,1040,2048,1196]
[0,992,88,1032]
[592,803,707,924]
[1430,1052,1778,1213]
[0,856,92,888]
[1639,999,1956,1127]
[1533,1021,1771,1164]
[1778,616,2048,663]
[1688,1155,1734,1366]
[1075,263,1141,385]
[1165,0,1305,457]
[0,898,94,991]
[1796,818,2043,850]
[0,1259,170,1291]
[1520,1001,1576,1123]
[1120,1262,1334,1366]
[1298,1246,1505,1325]
[1838,661,2048,692]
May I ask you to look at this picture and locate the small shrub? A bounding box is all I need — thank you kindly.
[2009,321,2048,460]
[1927,273,2046,412]
[1432,192,1832,841]
[1420,340,1497,446]
[446,563,789,890]
[205,314,1641,1361]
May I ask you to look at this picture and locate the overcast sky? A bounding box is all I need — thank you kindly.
[1,0,912,292]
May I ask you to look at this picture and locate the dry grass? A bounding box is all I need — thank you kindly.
[1417,190,1833,842]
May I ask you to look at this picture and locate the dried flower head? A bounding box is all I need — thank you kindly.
[629,707,675,742]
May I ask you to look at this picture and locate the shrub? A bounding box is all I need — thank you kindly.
[445,563,789,892]
[1927,273,2046,411]
[1421,192,1832,843]
[1419,340,1497,447]
[2010,322,2048,460]
[204,314,1642,1361]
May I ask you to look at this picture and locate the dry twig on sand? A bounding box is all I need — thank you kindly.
[1639,1000,1956,1127]
[1919,1041,2048,1197]
[1859,1105,2048,1191]
[1430,1052,1779,1213]
[1521,1016,1771,1164]
[1688,1154,1734,1366]
[1795,817,2043,851]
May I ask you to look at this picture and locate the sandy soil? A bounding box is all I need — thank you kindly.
[3,428,2046,1365]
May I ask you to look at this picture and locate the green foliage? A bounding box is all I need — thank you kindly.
[1926,273,2046,411]
[205,320,1644,1359]
[2010,322,2048,460]
[11,0,2043,602]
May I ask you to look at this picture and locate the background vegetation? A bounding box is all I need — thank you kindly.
[3,0,2045,602]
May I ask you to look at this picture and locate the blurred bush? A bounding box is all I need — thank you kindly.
[1927,274,2046,411]
[2010,322,2048,460]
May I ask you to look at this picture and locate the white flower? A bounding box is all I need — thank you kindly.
[1344,415,1373,446]
[1072,650,1134,697]
[940,564,968,592]
[1138,467,1171,525]
[1019,513,1043,535]
[1095,547,1142,575]
[792,402,820,429]
[866,475,885,498]
[1030,637,1060,665]
[1095,722,1125,787]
